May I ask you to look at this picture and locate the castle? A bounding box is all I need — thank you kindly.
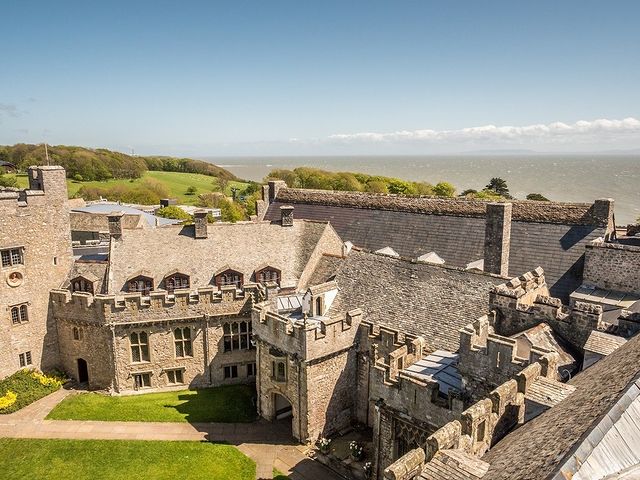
[2,166,639,480]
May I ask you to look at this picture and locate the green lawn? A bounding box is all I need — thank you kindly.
[273,468,290,479]
[0,438,255,480]
[47,385,257,423]
[8,171,248,204]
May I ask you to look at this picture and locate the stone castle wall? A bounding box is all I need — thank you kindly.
[490,269,604,349]
[584,239,640,293]
[0,166,74,378]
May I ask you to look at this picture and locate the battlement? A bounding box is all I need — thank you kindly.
[252,301,362,361]
[618,310,640,338]
[489,269,605,349]
[50,284,257,325]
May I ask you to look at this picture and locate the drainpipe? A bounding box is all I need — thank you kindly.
[297,359,303,442]
[110,325,119,393]
[203,315,211,385]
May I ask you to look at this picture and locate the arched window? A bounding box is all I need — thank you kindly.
[222,321,253,352]
[73,326,83,341]
[215,269,244,289]
[70,277,94,294]
[128,276,154,295]
[315,297,323,316]
[130,331,150,362]
[174,327,193,357]
[256,267,281,286]
[272,360,286,382]
[164,273,189,293]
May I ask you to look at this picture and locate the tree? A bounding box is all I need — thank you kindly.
[459,189,477,197]
[0,174,18,188]
[526,193,549,201]
[485,178,511,198]
[365,180,388,194]
[186,185,197,195]
[433,182,456,197]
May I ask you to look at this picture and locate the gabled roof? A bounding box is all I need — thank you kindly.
[62,259,108,294]
[327,249,504,352]
[106,220,340,294]
[481,331,640,480]
[265,190,610,301]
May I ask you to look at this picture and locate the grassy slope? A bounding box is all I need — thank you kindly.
[47,385,257,423]
[0,438,255,480]
[8,171,248,205]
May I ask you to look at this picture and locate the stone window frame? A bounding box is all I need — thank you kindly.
[18,351,32,368]
[73,326,83,341]
[133,371,152,390]
[255,266,281,286]
[1,247,24,269]
[174,327,193,358]
[164,273,190,293]
[70,276,94,294]
[127,275,154,295]
[165,368,184,385]
[130,331,151,363]
[222,320,253,353]
[10,303,29,325]
[246,362,256,378]
[271,358,287,383]
[215,269,244,289]
[223,364,239,379]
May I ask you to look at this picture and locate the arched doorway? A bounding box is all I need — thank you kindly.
[274,393,292,420]
[77,358,89,383]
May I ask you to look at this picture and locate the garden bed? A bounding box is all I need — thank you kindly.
[0,369,64,414]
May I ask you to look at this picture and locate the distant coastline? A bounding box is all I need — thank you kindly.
[199,154,640,225]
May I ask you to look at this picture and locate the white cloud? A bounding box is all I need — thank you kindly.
[326,117,640,145]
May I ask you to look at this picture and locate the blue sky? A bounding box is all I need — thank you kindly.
[1,0,639,155]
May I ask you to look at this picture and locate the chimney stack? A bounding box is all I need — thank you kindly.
[484,203,512,277]
[107,212,124,238]
[268,180,287,202]
[193,210,208,239]
[280,205,294,226]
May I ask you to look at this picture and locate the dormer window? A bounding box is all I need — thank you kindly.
[128,276,154,295]
[256,267,281,286]
[164,273,190,293]
[215,269,244,289]
[70,276,94,294]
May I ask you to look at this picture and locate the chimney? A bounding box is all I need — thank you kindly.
[484,203,512,276]
[107,212,124,238]
[593,198,615,240]
[193,210,208,239]
[268,180,287,202]
[280,205,294,226]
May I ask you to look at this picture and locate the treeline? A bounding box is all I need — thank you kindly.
[265,167,454,197]
[0,144,237,182]
[265,168,550,202]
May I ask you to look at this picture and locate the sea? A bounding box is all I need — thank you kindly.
[200,155,640,225]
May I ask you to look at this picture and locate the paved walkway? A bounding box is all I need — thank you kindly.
[0,388,343,480]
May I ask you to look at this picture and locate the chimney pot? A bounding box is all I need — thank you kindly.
[280,205,294,227]
[194,210,208,239]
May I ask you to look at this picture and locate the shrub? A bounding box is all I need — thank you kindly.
[156,206,192,221]
[526,193,550,201]
[0,174,18,188]
[0,391,17,410]
[0,369,63,414]
[186,185,197,195]
[433,181,456,197]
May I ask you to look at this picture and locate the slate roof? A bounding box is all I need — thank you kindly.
[265,191,608,301]
[106,220,339,293]
[327,249,504,352]
[481,331,640,480]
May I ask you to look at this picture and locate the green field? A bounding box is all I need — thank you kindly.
[47,385,257,423]
[0,438,255,480]
[9,171,248,205]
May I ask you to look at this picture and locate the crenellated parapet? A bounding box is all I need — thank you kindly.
[252,300,362,362]
[50,284,258,325]
[490,269,605,349]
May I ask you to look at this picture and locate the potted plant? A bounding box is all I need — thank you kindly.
[363,462,372,479]
[349,441,364,461]
[317,437,331,455]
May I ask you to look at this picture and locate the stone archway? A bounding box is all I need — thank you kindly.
[274,392,293,419]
